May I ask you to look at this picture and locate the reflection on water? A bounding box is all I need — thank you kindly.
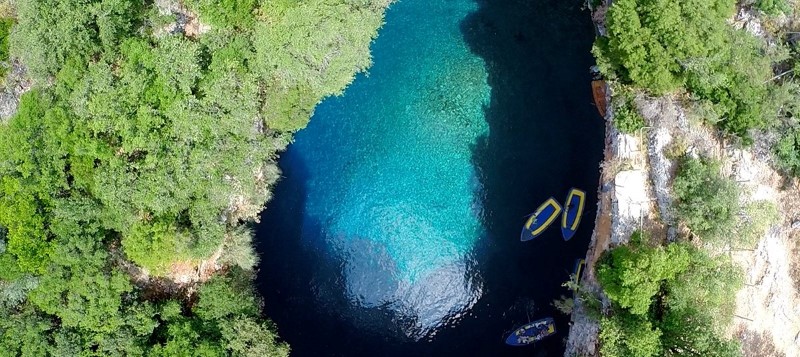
[330,235,484,339]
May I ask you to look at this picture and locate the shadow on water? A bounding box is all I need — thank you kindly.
[412,0,606,355]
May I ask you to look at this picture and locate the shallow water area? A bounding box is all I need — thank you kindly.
[255,0,604,355]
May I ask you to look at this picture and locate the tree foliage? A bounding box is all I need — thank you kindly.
[612,90,646,134]
[254,0,388,131]
[148,271,290,357]
[184,0,257,28]
[599,312,662,357]
[11,0,142,81]
[754,0,789,15]
[672,156,739,243]
[597,235,691,315]
[0,17,12,78]
[0,0,389,354]
[596,234,742,357]
[595,0,775,140]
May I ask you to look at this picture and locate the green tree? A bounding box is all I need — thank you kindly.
[184,0,257,28]
[775,128,800,176]
[597,235,691,315]
[596,0,774,139]
[0,305,54,356]
[596,234,743,357]
[599,312,662,357]
[755,0,789,15]
[149,271,289,357]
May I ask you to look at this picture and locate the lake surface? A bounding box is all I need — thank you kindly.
[254,0,604,355]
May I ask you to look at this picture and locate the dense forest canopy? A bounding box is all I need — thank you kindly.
[0,0,389,354]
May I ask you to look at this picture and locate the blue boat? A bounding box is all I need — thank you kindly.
[561,188,586,241]
[505,317,557,346]
[520,197,562,241]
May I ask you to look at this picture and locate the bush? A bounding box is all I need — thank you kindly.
[754,0,789,15]
[672,156,739,242]
[735,200,779,248]
[775,127,800,176]
[0,18,12,78]
[612,93,646,134]
[219,226,259,270]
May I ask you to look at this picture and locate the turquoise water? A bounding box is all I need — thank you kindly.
[300,0,490,320]
[256,0,603,354]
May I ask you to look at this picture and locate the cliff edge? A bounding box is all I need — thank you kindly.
[565,2,800,356]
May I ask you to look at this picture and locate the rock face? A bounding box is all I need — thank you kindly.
[153,0,210,38]
[564,86,660,357]
[567,2,800,356]
[566,88,800,356]
[0,60,31,121]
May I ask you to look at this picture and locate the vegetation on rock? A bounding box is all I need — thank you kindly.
[672,156,739,243]
[594,0,775,140]
[587,0,800,355]
[596,232,742,357]
[611,89,645,134]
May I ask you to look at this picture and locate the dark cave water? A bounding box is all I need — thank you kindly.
[254,0,604,355]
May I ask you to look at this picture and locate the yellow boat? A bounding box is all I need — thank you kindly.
[520,197,562,241]
[561,188,586,241]
[572,258,585,291]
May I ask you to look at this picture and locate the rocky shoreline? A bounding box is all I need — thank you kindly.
[565,2,800,356]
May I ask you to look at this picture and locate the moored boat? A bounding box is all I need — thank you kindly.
[591,80,608,117]
[520,197,562,241]
[572,258,585,291]
[591,66,608,117]
[561,188,586,241]
[505,317,556,346]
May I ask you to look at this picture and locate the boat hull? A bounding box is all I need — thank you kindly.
[505,317,557,346]
[591,80,608,117]
[572,258,585,291]
[520,197,562,241]
[561,188,586,241]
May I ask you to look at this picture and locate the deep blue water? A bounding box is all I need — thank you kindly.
[254,0,604,355]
